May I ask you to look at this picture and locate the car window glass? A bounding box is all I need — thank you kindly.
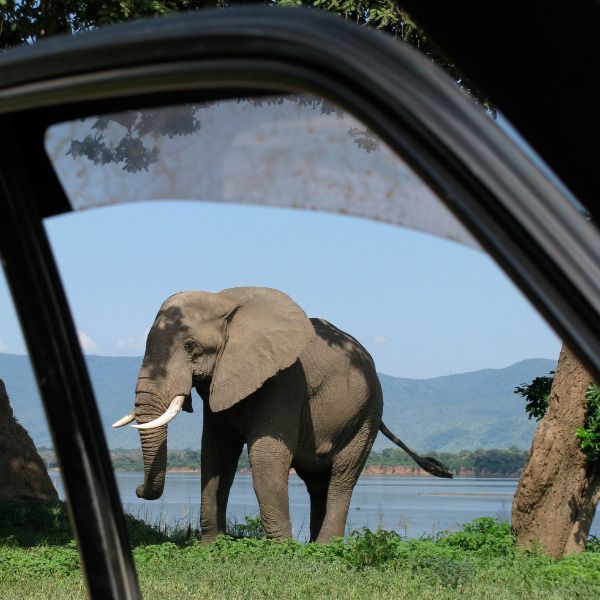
[38,198,567,539]
[0,268,69,544]
[30,92,595,542]
[44,95,478,248]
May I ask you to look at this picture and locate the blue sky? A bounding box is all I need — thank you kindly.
[0,200,560,378]
[1,100,564,378]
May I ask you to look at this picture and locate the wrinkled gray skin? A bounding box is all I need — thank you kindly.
[130,287,428,543]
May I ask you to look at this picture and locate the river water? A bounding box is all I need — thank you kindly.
[49,472,599,541]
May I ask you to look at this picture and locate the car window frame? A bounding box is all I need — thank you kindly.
[1,7,599,599]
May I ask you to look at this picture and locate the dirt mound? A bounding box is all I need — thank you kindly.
[512,346,600,556]
[0,378,57,500]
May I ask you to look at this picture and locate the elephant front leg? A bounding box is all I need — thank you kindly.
[200,425,244,543]
[248,437,293,539]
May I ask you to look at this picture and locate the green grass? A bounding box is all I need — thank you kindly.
[0,500,598,599]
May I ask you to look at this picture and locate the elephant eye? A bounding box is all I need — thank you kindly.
[184,341,195,353]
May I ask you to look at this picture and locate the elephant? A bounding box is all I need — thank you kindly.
[113,287,451,543]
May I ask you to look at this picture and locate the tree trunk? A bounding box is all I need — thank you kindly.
[512,345,600,557]
[0,378,58,501]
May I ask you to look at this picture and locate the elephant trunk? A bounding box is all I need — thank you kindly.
[135,389,169,500]
[136,424,168,499]
[133,357,192,499]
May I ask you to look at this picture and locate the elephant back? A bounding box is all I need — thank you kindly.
[300,318,381,404]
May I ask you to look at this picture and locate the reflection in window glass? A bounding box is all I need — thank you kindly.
[45,95,477,247]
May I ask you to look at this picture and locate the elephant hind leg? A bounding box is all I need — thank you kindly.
[296,469,330,542]
[316,420,376,543]
[315,480,353,543]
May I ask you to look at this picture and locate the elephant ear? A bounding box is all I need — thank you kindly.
[209,287,316,412]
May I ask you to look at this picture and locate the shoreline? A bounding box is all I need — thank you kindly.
[47,466,520,478]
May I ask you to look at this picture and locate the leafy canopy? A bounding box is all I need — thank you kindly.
[515,373,600,463]
[514,372,554,421]
[2,1,494,174]
[0,0,491,110]
[575,383,600,463]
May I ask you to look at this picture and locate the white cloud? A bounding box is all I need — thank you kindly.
[115,329,149,353]
[371,336,389,345]
[78,330,99,354]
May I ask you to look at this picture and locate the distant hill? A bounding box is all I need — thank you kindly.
[0,354,555,453]
[376,358,555,451]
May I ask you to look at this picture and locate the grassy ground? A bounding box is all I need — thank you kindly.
[0,499,598,599]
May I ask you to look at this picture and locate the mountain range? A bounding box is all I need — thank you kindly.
[0,353,555,452]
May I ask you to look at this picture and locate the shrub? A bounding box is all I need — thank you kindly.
[343,529,404,568]
[226,515,266,540]
[0,499,72,547]
[0,542,80,577]
[586,535,600,553]
[437,517,517,557]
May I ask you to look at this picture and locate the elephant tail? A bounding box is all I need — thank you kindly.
[379,422,454,478]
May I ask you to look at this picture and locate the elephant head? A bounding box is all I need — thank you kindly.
[113,287,315,500]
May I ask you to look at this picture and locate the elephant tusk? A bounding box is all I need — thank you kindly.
[131,395,186,430]
[112,412,135,428]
